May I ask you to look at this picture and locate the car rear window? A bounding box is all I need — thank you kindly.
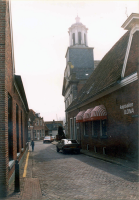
[66,140,77,144]
[45,136,50,139]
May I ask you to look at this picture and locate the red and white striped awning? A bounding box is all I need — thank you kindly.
[91,105,107,121]
[83,108,94,122]
[76,110,86,123]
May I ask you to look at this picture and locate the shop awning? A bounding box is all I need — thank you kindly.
[76,110,86,123]
[83,108,94,122]
[91,105,107,120]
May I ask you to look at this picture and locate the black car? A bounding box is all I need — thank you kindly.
[56,139,81,154]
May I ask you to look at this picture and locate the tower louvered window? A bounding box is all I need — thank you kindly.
[84,34,86,45]
[78,32,81,44]
[72,33,75,45]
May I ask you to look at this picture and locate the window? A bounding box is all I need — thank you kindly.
[43,130,44,137]
[92,120,107,137]
[37,120,39,126]
[72,33,75,45]
[92,121,100,137]
[40,130,41,137]
[28,130,31,138]
[78,32,81,44]
[21,111,23,148]
[74,117,77,140]
[16,104,19,153]
[70,118,73,139]
[34,130,37,138]
[84,34,86,45]
[40,120,42,125]
[37,130,39,138]
[8,94,13,161]
[84,122,89,136]
[100,120,107,137]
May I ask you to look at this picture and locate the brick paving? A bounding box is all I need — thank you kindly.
[3,141,139,200]
[21,178,42,200]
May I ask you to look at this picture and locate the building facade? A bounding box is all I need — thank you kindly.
[62,16,100,135]
[28,109,48,140]
[0,1,29,197]
[65,13,139,161]
[45,120,64,137]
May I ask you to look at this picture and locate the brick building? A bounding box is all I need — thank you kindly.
[28,109,48,140]
[0,0,29,197]
[65,13,139,160]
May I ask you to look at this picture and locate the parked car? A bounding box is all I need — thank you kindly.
[43,136,53,143]
[56,139,81,154]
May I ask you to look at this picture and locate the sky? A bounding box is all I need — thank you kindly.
[10,0,138,122]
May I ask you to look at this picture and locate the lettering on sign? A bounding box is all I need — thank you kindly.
[120,103,134,115]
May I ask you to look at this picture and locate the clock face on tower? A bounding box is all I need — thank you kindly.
[71,65,74,69]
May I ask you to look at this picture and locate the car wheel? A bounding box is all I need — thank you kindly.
[57,147,60,152]
[77,149,80,154]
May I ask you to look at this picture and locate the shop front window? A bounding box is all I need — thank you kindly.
[92,121,100,137]
[92,120,107,138]
[100,120,107,137]
[84,122,89,136]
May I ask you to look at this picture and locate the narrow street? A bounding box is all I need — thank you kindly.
[21,141,139,200]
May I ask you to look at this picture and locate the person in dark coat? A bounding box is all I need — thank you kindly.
[30,140,35,152]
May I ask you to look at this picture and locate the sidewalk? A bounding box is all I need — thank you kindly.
[4,149,43,200]
[52,141,139,171]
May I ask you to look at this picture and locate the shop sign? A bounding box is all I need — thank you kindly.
[120,103,134,115]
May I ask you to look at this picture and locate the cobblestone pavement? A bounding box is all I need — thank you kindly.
[4,141,139,200]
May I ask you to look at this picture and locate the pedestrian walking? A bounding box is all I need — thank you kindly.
[30,140,35,152]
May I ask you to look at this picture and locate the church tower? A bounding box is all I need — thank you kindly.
[62,16,95,110]
[68,15,88,47]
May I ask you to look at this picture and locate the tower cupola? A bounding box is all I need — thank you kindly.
[68,16,88,47]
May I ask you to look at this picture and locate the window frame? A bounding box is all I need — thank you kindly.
[70,118,73,139]
[8,94,13,161]
[92,120,107,138]
[100,120,107,138]
[84,122,89,136]
[74,117,77,140]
